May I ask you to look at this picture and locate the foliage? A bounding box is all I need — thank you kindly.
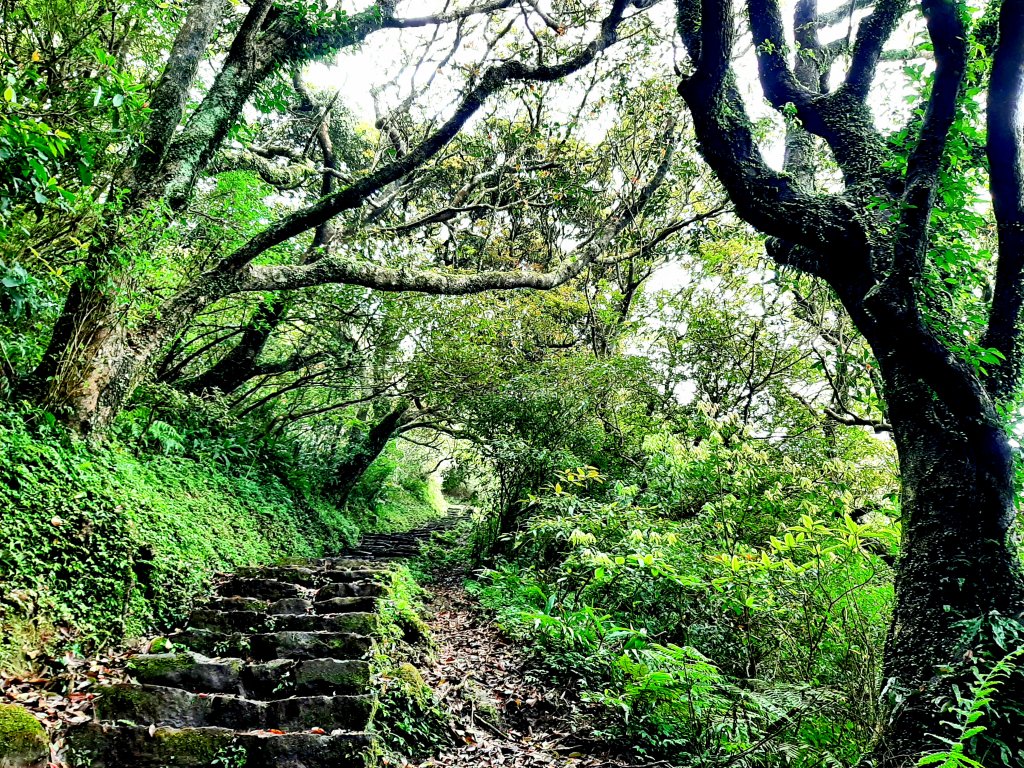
[0,406,356,673]
[370,565,451,760]
[916,614,1024,768]
[468,445,897,765]
[345,441,448,533]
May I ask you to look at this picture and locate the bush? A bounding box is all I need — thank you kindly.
[466,450,898,766]
[346,443,447,533]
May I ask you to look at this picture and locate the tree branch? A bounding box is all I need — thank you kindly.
[676,0,869,263]
[983,0,1024,401]
[889,0,967,282]
[237,126,674,294]
[128,0,228,197]
[217,0,635,273]
[839,0,908,101]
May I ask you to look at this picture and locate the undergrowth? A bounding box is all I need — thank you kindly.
[0,409,357,673]
[369,565,451,762]
[463,447,898,767]
[347,442,448,534]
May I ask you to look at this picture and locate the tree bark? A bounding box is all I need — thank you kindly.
[172,296,289,396]
[327,402,412,510]
[873,358,1024,764]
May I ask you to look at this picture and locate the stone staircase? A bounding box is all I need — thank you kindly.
[344,505,474,560]
[66,559,386,768]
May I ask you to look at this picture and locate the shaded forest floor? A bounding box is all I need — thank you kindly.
[404,578,646,768]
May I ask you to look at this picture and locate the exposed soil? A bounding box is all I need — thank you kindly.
[401,577,646,768]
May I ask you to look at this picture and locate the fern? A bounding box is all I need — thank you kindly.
[917,645,1024,768]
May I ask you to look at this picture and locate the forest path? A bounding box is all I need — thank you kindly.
[351,511,644,768]
[401,578,645,768]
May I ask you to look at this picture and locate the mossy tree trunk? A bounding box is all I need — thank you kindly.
[674,0,1024,762]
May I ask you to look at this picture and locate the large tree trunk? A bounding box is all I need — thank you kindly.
[873,361,1024,765]
[171,296,289,397]
[327,402,412,510]
[23,274,130,432]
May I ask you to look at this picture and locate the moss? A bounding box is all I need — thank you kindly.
[0,703,47,767]
[153,728,234,761]
[127,653,195,680]
[296,660,369,690]
[394,663,425,689]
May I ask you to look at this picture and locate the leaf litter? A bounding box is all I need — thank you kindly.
[397,578,654,768]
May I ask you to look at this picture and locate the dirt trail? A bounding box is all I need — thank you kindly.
[403,578,642,768]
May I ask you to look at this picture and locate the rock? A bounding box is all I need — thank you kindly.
[315,581,383,601]
[216,578,304,601]
[0,703,47,768]
[293,659,371,695]
[129,653,245,694]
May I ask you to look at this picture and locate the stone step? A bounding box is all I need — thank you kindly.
[314,597,377,614]
[315,581,384,601]
[249,631,372,662]
[95,685,372,731]
[216,578,306,601]
[128,653,370,698]
[318,558,376,569]
[321,569,383,583]
[67,723,369,768]
[183,629,372,661]
[235,566,319,585]
[267,597,314,614]
[127,653,245,695]
[207,596,270,613]
[230,566,383,585]
[189,609,375,635]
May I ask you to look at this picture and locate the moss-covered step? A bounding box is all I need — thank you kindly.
[270,612,376,634]
[66,723,370,768]
[234,566,320,585]
[128,653,245,694]
[205,596,270,613]
[248,631,372,661]
[0,703,48,768]
[188,609,267,633]
[187,609,374,635]
[94,685,372,731]
[125,654,371,700]
[291,659,370,696]
[318,558,376,570]
[266,597,313,614]
[181,629,372,661]
[315,581,384,601]
[94,685,261,729]
[215,578,306,601]
[319,569,384,584]
[314,596,378,614]
[263,695,372,731]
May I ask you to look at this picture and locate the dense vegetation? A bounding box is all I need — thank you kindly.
[3,0,1024,766]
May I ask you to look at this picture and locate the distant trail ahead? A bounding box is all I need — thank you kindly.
[343,505,473,560]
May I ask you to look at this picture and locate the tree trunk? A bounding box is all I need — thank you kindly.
[22,276,129,432]
[327,402,412,510]
[873,361,1024,765]
[173,296,289,396]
